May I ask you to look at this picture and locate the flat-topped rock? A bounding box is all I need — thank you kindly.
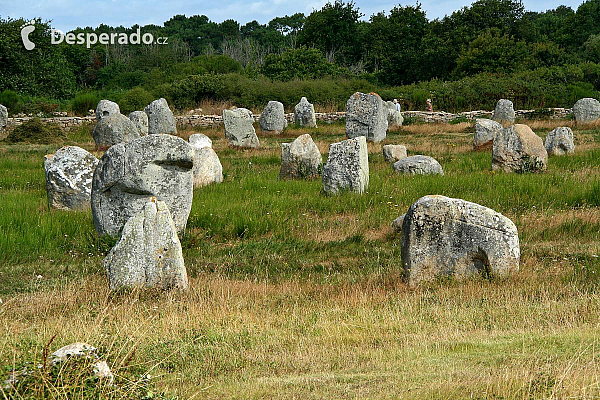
[383,144,407,163]
[393,155,443,175]
[346,92,388,142]
[322,136,369,194]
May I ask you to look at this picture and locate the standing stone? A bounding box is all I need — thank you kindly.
[0,104,7,130]
[259,101,287,134]
[129,111,148,136]
[144,98,177,135]
[384,101,404,127]
[322,136,369,195]
[294,97,317,128]
[95,100,120,121]
[189,134,223,187]
[492,124,548,172]
[492,99,515,125]
[279,134,322,179]
[401,195,520,286]
[572,98,600,124]
[91,134,194,237]
[104,200,188,290]
[346,92,388,142]
[44,146,99,210]
[545,127,575,156]
[91,113,141,149]
[223,108,260,148]
[393,155,443,175]
[473,118,502,150]
[382,144,407,163]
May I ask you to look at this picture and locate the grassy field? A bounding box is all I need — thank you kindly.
[1,119,600,399]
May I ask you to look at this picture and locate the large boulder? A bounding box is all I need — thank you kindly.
[44,146,99,210]
[401,195,520,286]
[103,199,188,290]
[129,111,148,136]
[223,108,260,148]
[259,101,287,134]
[91,134,194,237]
[294,97,317,128]
[279,134,322,179]
[492,124,548,172]
[384,101,404,127]
[572,98,600,124]
[95,100,120,121]
[322,136,369,195]
[473,118,502,150]
[346,92,388,142]
[393,155,443,175]
[91,113,141,149]
[492,99,515,124]
[144,98,177,135]
[545,127,575,156]
[382,144,407,163]
[189,134,223,187]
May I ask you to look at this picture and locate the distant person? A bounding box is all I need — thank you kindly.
[426,98,433,112]
[393,98,401,112]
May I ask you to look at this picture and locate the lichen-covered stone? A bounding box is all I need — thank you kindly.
[223,108,260,148]
[492,99,515,124]
[44,146,99,210]
[103,200,188,290]
[0,104,7,130]
[294,97,317,128]
[384,101,404,127]
[188,133,212,149]
[346,92,388,142]
[322,136,369,194]
[572,98,600,123]
[51,342,113,384]
[401,195,520,286]
[393,155,443,175]
[382,144,407,163]
[91,134,194,237]
[473,118,502,150]
[189,135,223,187]
[545,127,575,156]
[259,101,287,133]
[95,100,120,121]
[129,111,148,135]
[91,113,141,149]
[492,124,548,172]
[144,98,177,135]
[279,134,322,179]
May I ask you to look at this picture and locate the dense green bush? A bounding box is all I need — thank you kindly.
[6,118,65,143]
[118,87,154,114]
[71,92,100,116]
[0,89,21,113]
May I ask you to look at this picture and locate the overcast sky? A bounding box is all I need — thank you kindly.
[0,0,586,33]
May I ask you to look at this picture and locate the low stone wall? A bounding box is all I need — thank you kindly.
[4,108,573,131]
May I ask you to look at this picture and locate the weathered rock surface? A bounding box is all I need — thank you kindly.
[91,134,194,237]
[492,99,515,124]
[129,111,148,135]
[91,113,141,149]
[189,135,223,187]
[492,124,548,172]
[95,100,120,121]
[294,97,317,128]
[545,127,575,156]
[346,92,388,142]
[473,118,502,150]
[51,342,114,383]
[391,214,405,232]
[104,199,188,290]
[382,144,407,163]
[322,136,369,194]
[401,195,520,286]
[279,134,322,179]
[188,133,212,149]
[384,101,404,127]
[393,155,443,175]
[223,108,260,148]
[144,98,177,135]
[0,104,7,130]
[572,98,600,123]
[44,146,99,210]
[259,101,287,133]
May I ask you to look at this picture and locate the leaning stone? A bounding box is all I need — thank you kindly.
[346,92,388,142]
[383,144,407,163]
[322,136,369,194]
[189,137,223,188]
[144,98,177,135]
[223,108,260,148]
[129,111,148,135]
[259,101,287,134]
[393,155,443,175]
[473,118,502,150]
[92,113,141,149]
[401,195,520,286]
[188,133,212,149]
[95,100,120,121]
[294,97,317,128]
[103,199,188,290]
[44,146,99,210]
[545,127,575,156]
[572,98,600,124]
[279,134,322,179]
[492,124,548,172]
[384,101,404,127]
[492,99,515,124]
[91,134,194,237]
